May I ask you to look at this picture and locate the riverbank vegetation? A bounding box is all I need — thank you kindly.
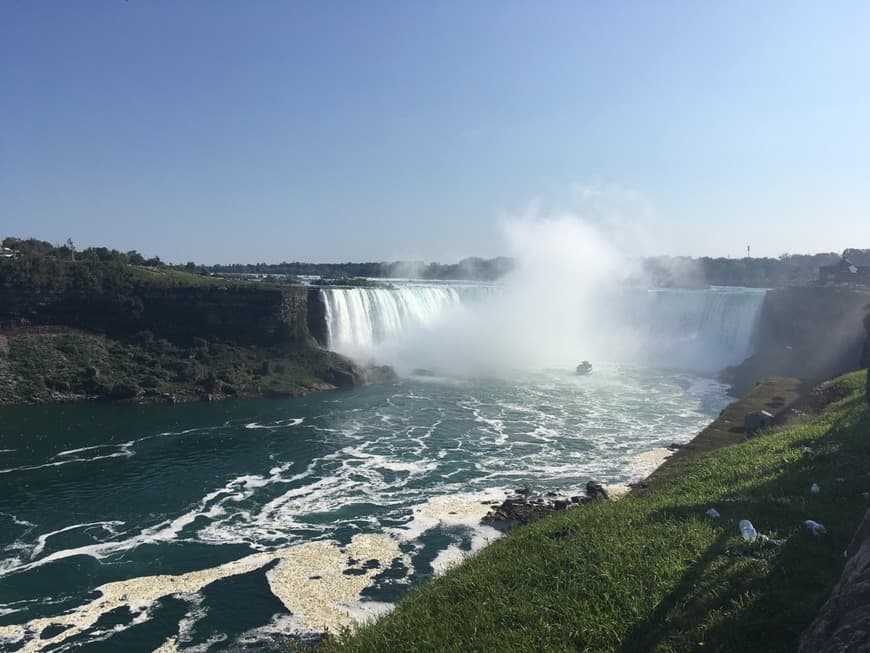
[0,328,353,405]
[0,237,272,292]
[0,237,361,405]
[333,371,870,652]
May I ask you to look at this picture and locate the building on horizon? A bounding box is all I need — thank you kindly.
[818,250,870,285]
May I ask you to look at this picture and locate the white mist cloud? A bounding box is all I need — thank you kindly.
[335,185,753,376]
[376,209,637,375]
[568,181,660,257]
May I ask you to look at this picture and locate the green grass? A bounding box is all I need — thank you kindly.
[127,266,252,288]
[128,265,293,290]
[333,371,870,653]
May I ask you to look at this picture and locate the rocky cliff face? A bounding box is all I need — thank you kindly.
[0,284,311,345]
[863,310,870,404]
[723,286,870,395]
[754,287,870,366]
[306,288,329,346]
[800,509,870,652]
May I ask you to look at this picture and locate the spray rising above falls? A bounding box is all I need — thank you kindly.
[317,217,766,375]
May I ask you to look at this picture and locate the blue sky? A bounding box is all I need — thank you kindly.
[2,1,869,263]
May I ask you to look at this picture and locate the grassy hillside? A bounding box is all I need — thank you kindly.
[333,372,870,653]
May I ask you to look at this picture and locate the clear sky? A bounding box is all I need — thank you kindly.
[2,1,869,264]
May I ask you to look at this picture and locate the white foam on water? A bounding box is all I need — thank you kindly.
[390,488,506,542]
[151,593,208,653]
[376,460,437,473]
[334,600,395,626]
[27,520,125,560]
[334,446,439,476]
[0,512,35,529]
[0,450,133,475]
[52,443,130,458]
[153,637,179,652]
[244,418,304,430]
[0,533,409,651]
[0,465,300,576]
[0,441,139,476]
[0,425,228,477]
[621,447,674,479]
[155,426,220,438]
[266,533,410,633]
[430,519,504,576]
[152,594,222,653]
[231,613,320,651]
[429,545,467,575]
[153,633,227,653]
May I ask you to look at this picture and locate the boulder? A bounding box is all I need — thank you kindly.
[483,489,585,527]
[363,365,397,384]
[744,410,774,433]
[325,364,364,388]
[586,480,609,500]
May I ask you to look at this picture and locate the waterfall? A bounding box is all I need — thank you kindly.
[319,283,767,371]
[321,285,490,356]
[626,287,767,370]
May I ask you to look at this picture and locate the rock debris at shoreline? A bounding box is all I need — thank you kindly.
[482,480,619,527]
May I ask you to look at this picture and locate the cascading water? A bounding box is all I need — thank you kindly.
[624,287,767,370]
[321,284,491,356]
[320,283,767,371]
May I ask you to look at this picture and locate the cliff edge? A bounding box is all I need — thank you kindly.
[0,257,372,405]
[723,286,870,396]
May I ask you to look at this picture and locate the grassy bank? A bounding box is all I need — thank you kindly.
[334,371,870,653]
[0,328,351,405]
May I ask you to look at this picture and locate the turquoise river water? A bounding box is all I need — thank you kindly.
[0,284,765,651]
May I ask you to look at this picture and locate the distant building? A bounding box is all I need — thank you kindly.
[0,246,17,259]
[843,249,870,266]
[819,252,870,285]
[744,410,774,433]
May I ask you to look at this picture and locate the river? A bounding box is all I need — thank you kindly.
[0,284,764,651]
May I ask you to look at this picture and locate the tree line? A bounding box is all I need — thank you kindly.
[0,237,163,293]
[1,236,858,289]
[207,256,515,282]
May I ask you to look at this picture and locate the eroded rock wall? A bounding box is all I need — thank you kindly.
[800,510,870,652]
[0,284,310,345]
[756,286,870,377]
[863,310,870,404]
[306,287,329,346]
[724,286,870,395]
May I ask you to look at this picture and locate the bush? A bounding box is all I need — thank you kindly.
[109,382,141,400]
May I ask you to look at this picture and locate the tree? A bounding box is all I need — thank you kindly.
[127,250,146,265]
